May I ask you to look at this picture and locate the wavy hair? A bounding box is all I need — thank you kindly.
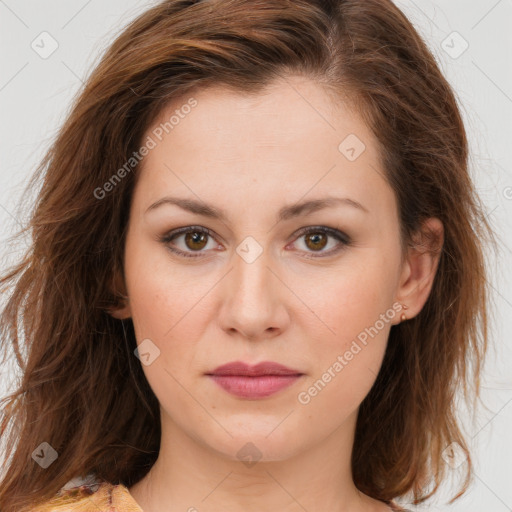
[0,0,494,510]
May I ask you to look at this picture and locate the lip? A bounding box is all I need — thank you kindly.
[206,361,304,399]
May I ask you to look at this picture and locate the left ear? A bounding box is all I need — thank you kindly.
[393,217,444,323]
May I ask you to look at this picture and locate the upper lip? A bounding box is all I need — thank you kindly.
[207,361,303,377]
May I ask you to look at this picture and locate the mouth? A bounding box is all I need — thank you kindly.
[205,361,304,399]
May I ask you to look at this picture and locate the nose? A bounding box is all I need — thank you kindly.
[217,244,290,341]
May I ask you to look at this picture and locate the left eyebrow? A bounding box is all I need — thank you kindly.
[277,197,369,221]
[144,195,369,222]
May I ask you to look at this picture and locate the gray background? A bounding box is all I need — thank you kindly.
[0,1,511,510]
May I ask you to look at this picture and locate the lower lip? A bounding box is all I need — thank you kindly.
[207,374,303,399]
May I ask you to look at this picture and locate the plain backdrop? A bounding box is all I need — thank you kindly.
[0,1,511,510]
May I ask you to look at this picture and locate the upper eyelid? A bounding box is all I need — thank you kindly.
[163,225,347,241]
[162,225,349,252]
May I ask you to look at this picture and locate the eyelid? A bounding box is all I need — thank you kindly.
[159,226,220,259]
[292,225,350,245]
[159,225,351,259]
[287,225,351,259]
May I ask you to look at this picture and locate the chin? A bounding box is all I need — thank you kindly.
[200,424,310,465]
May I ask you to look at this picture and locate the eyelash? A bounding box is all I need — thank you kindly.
[159,225,351,259]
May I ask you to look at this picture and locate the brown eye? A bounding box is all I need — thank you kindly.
[160,226,218,259]
[304,232,328,251]
[184,231,208,251]
[291,226,351,258]
[161,225,350,260]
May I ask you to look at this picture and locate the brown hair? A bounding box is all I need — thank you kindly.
[0,0,495,510]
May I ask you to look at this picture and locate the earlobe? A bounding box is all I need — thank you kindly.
[394,217,444,323]
[106,269,132,320]
[108,301,132,320]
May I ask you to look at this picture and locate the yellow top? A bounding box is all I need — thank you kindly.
[33,481,143,512]
[34,478,410,511]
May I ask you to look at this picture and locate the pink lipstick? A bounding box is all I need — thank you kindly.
[206,361,304,399]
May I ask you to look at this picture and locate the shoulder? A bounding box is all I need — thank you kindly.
[30,475,143,512]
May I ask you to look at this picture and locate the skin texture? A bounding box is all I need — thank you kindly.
[110,76,443,512]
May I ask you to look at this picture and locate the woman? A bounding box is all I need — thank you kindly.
[0,0,493,511]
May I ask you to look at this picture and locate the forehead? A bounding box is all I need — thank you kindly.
[144,78,370,159]
[133,77,395,222]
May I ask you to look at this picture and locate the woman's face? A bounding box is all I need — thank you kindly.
[115,77,418,462]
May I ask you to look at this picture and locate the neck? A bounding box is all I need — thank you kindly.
[129,408,390,512]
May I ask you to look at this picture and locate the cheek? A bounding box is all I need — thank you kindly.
[123,250,202,405]
[295,284,393,420]
[293,256,397,342]
[123,240,224,388]
[297,342,386,426]
[292,255,397,408]
[124,239,204,337]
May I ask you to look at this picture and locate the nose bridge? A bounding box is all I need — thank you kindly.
[218,239,284,338]
[232,243,274,310]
